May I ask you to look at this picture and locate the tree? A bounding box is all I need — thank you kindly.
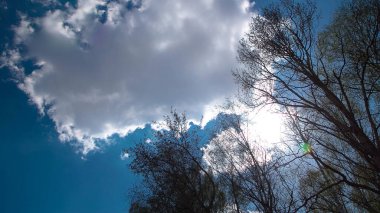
[235,0,380,210]
[128,111,226,213]
[206,116,299,213]
[128,110,299,212]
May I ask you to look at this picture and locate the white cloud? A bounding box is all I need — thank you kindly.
[13,15,34,44]
[1,49,24,76]
[9,0,254,154]
[120,152,129,160]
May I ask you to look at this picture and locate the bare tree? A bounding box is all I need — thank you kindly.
[128,111,226,213]
[206,116,299,213]
[235,0,380,211]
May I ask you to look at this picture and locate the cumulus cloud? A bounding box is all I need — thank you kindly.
[8,0,254,154]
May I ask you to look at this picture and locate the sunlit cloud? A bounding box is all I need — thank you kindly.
[5,0,254,154]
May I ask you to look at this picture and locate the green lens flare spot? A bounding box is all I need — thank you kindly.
[300,142,312,153]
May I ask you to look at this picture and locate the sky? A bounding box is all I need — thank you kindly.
[0,0,342,212]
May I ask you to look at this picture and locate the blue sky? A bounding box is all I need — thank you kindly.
[0,0,342,212]
[0,72,138,212]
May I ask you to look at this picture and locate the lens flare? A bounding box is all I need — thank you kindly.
[300,142,312,154]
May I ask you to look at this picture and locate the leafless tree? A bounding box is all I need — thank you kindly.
[206,116,299,213]
[128,111,226,213]
[235,0,380,211]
